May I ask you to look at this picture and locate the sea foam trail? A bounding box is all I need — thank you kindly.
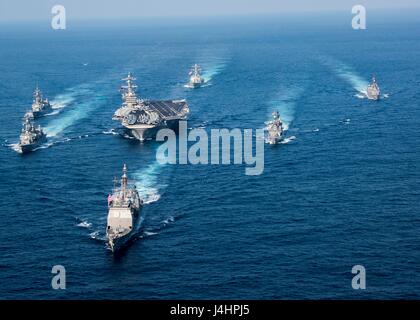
[50,91,78,110]
[201,63,226,84]
[281,136,296,144]
[268,87,303,131]
[77,220,92,228]
[133,161,164,205]
[37,88,79,118]
[44,84,106,137]
[9,143,21,153]
[321,57,369,94]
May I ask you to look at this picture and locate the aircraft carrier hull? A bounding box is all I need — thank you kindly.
[115,99,189,141]
[127,119,181,141]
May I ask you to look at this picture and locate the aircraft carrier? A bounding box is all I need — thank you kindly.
[113,73,189,141]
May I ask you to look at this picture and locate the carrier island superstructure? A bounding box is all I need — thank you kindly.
[112,73,189,141]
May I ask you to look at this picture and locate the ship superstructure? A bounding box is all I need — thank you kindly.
[17,113,47,153]
[31,86,52,118]
[187,64,205,88]
[113,73,189,141]
[266,111,284,145]
[366,76,380,100]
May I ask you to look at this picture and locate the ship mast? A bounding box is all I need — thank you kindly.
[189,64,199,77]
[121,73,139,107]
[33,84,41,103]
[24,116,32,130]
[121,164,128,200]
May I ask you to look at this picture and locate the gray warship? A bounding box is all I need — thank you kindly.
[366,76,380,100]
[31,86,52,118]
[266,111,284,145]
[187,64,205,88]
[113,73,189,141]
[17,113,47,153]
[106,164,143,252]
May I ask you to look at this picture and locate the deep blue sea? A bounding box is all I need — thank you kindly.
[0,11,419,299]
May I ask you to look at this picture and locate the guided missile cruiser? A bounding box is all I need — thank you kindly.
[113,73,189,141]
[106,164,143,252]
[31,86,52,118]
[266,111,284,145]
[366,76,380,100]
[17,113,47,153]
[187,64,205,88]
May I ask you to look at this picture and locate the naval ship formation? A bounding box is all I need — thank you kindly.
[106,164,143,252]
[113,73,189,141]
[15,66,384,252]
[15,86,51,154]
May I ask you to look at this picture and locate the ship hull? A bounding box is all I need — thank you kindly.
[188,82,203,88]
[267,138,282,145]
[19,144,36,154]
[107,208,141,253]
[108,230,135,252]
[267,133,284,145]
[32,107,53,119]
[366,94,380,101]
[18,137,47,154]
[127,119,182,141]
[366,84,380,101]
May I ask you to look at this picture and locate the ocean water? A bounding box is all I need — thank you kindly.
[0,12,419,299]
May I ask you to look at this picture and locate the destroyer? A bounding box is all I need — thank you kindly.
[266,111,284,145]
[31,86,52,118]
[17,113,47,153]
[187,64,205,88]
[106,164,143,252]
[366,76,380,100]
[113,73,189,141]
